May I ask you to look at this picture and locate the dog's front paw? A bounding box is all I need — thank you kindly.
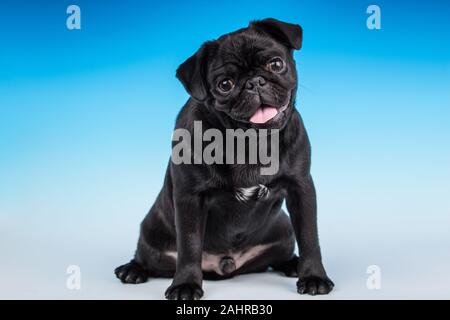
[297,276,334,295]
[165,283,204,300]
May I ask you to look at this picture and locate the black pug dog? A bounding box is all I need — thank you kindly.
[115,18,334,300]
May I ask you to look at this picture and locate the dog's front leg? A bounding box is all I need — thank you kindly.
[286,174,334,295]
[165,194,206,300]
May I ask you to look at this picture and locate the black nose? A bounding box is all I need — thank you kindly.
[246,76,266,90]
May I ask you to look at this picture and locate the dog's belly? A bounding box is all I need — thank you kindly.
[201,184,285,247]
[164,243,273,275]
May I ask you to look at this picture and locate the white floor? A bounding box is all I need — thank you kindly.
[1,208,449,300]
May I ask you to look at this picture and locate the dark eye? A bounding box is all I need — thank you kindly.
[266,57,286,73]
[217,78,235,93]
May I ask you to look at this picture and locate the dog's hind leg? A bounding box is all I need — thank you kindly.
[115,255,176,284]
[271,254,299,277]
[115,225,177,283]
[115,259,149,284]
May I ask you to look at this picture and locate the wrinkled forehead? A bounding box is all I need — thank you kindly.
[208,32,288,72]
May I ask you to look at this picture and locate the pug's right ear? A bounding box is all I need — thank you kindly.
[176,43,210,102]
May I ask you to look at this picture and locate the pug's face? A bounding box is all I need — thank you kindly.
[177,18,303,130]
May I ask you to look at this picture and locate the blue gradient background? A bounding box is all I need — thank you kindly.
[0,0,449,299]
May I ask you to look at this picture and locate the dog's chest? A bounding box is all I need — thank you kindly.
[228,164,268,186]
[234,184,270,202]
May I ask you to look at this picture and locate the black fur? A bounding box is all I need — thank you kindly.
[115,18,333,299]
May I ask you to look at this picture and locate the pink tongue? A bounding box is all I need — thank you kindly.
[249,105,278,124]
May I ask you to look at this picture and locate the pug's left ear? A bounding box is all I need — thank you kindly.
[250,18,303,50]
[176,43,210,102]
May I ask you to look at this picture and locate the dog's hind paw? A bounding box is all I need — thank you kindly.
[114,260,149,284]
[271,255,299,277]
